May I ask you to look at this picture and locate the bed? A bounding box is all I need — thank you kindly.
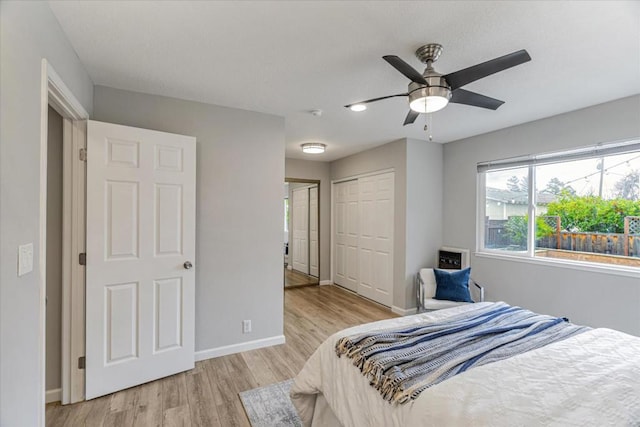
[290,302,640,426]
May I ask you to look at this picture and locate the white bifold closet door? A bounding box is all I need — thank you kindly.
[333,172,394,306]
[309,186,319,277]
[357,172,394,306]
[333,180,359,292]
[292,187,309,274]
[85,121,196,399]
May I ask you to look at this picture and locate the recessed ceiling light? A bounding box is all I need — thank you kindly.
[349,104,367,112]
[301,143,326,154]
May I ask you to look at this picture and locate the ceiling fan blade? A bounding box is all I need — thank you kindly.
[344,93,407,109]
[403,110,420,126]
[383,55,428,85]
[444,49,531,90]
[450,88,505,110]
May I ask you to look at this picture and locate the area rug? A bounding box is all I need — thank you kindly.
[239,379,302,427]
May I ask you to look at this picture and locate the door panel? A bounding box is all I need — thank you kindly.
[292,187,309,274]
[86,120,195,399]
[333,180,359,292]
[309,186,319,277]
[357,172,394,306]
[358,177,375,299]
[154,277,183,352]
[334,182,347,286]
[155,184,183,256]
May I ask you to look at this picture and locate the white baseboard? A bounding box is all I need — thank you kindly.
[194,335,286,362]
[319,280,333,286]
[46,388,62,404]
[391,306,418,316]
[287,265,293,270]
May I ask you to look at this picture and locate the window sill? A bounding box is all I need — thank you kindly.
[474,250,640,279]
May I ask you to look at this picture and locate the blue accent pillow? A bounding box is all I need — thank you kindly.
[433,268,473,303]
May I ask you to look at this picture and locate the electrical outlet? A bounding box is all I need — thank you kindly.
[18,243,34,277]
[242,320,252,334]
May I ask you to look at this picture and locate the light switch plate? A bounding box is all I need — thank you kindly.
[18,243,34,276]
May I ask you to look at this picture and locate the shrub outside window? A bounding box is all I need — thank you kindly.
[478,140,640,269]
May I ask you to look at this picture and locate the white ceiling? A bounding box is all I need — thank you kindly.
[49,1,640,162]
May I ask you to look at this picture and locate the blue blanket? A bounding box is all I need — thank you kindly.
[335,302,590,404]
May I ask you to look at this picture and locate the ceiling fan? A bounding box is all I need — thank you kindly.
[345,43,531,125]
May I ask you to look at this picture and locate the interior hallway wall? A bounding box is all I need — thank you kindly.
[0,2,94,424]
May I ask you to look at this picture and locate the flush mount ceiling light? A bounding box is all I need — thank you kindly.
[301,143,326,154]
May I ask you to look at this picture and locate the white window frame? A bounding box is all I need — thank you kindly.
[476,139,640,277]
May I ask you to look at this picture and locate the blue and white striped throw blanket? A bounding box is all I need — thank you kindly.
[335,302,590,404]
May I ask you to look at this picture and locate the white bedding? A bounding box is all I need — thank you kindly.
[290,302,640,426]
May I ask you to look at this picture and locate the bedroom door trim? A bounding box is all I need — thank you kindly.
[40,59,90,421]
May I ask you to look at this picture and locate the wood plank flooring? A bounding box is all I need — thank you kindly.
[46,285,396,426]
[284,267,318,288]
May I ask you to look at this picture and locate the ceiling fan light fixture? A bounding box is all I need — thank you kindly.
[301,142,326,154]
[408,86,451,113]
[349,104,367,112]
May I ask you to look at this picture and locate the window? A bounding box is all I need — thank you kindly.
[478,140,640,269]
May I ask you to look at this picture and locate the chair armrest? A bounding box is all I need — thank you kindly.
[471,279,485,302]
[416,273,425,313]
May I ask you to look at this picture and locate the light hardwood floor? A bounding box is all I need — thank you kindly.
[46,285,396,426]
[284,267,318,288]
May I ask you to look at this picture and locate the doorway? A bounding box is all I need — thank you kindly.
[45,106,63,405]
[284,178,320,288]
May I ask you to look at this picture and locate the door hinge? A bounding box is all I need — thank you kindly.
[79,253,86,265]
[79,148,87,161]
[78,356,86,369]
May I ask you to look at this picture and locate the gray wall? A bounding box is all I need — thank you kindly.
[93,85,285,352]
[46,107,63,394]
[0,2,94,424]
[405,138,443,308]
[285,159,331,281]
[443,95,640,335]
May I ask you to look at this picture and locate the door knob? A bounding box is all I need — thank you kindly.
[184,261,193,270]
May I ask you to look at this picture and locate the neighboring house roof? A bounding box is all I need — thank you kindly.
[486,187,557,205]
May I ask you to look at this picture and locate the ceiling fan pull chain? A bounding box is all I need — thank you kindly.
[425,113,433,141]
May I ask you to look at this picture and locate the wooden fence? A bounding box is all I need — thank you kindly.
[486,216,640,257]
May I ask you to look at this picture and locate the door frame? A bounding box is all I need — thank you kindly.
[40,59,89,417]
[284,178,320,281]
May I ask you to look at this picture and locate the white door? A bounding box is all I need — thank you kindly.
[333,182,348,287]
[309,186,319,278]
[85,121,196,399]
[292,187,309,274]
[333,180,359,292]
[358,172,394,306]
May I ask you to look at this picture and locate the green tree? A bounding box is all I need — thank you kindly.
[503,215,555,248]
[545,194,640,233]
